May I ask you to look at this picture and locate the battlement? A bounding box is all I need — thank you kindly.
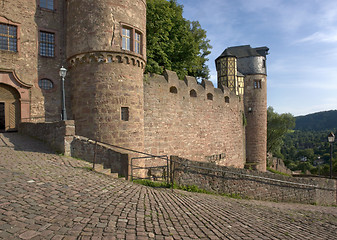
[145,70,240,107]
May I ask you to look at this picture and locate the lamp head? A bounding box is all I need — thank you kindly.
[59,66,67,78]
[328,132,335,143]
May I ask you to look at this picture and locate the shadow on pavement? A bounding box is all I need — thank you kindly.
[0,132,54,154]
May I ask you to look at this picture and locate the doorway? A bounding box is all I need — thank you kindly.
[0,103,4,130]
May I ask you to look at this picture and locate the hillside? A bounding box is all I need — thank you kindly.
[295,110,337,131]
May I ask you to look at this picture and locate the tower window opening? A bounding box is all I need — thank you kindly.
[122,28,131,51]
[207,93,213,100]
[39,0,54,10]
[40,31,55,57]
[170,86,177,94]
[225,96,230,103]
[121,107,129,121]
[0,23,17,52]
[135,31,141,54]
[190,89,197,97]
[254,80,262,89]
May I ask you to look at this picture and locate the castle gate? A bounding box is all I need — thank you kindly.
[0,83,20,131]
[0,71,31,131]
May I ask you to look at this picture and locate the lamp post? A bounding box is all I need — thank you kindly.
[59,66,67,121]
[328,132,335,179]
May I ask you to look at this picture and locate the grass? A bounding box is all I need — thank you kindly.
[133,179,245,199]
[267,167,292,177]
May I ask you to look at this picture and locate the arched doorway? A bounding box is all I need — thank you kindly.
[0,83,21,131]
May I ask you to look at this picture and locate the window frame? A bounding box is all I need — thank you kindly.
[121,27,131,51]
[0,19,19,53]
[254,80,262,89]
[120,23,143,55]
[38,0,56,11]
[39,30,56,58]
[38,78,54,90]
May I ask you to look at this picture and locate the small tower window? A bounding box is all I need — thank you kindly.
[121,107,129,121]
[254,80,262,89]
[135,31,141,54]
[122,28,131,51]
[263,59,266,68]
[190,89,197,97]
[225,96,230,103]
[207,93,213,100]
[169,86,177,94]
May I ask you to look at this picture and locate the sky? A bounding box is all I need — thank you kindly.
[178,0,337,116]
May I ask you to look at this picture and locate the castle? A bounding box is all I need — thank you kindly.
[0,0,268,171]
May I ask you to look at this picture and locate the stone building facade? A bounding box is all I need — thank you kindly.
[0,0,268,171]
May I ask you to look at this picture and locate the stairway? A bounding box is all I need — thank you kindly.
[93,163,119,178]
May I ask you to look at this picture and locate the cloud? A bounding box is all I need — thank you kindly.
[296,30,337,43]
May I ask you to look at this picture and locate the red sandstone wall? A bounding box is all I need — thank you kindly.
[144,70,246,168]
[0,0,66,121]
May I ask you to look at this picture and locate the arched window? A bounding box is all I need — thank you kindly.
[225,96,230,103]
[207,93,213,100]
[169,86,178,94]
[38,79,54,90]
[190,89,197,97]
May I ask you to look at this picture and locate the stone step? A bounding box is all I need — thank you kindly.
[93,163,122,179]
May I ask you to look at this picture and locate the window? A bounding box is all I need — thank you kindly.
[121,107,129,121]
[254,80,262,89]
[0,23,17,52]
[263,59,266,68]
[121,25,143,55]
[225,96,230,103]
[38,79,54,90]
[207,93,213,100]
[39,0,54,10]
[40,31,55,57]
[122,28,131,51]
[169,86,177,94]
[135,32,141,54]
[190,89,197,98]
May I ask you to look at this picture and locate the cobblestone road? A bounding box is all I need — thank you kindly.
[0,133,337,240]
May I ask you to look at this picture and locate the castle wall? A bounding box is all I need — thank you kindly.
[144,70,246,168]
[0,0,66,122]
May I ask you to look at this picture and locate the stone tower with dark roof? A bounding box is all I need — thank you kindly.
[216,45,269,171]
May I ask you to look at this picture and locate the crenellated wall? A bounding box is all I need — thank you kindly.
[144,70,246,168]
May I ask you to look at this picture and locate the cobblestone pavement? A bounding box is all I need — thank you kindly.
[1,133,337,240]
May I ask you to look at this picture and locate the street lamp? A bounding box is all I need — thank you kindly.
[59,66,67,121]
[328,132,335,179]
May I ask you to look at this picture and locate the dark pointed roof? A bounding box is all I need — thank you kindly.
[217,45,269,60]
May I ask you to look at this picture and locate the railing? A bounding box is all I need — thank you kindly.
[131,155,169,184]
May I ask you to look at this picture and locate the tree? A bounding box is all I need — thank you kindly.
[267,107,295,157]
[146,0,212,80]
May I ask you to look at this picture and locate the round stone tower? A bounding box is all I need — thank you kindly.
[239,46,269,172]
[216,45,269,172]
[66,0,146,151]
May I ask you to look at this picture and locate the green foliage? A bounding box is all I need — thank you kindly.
[281,128,337,176]
[267,167,292,177]
[295,110,337,131]
[146,0,212,80]
[267,107,296,156]
[133,179,172,188]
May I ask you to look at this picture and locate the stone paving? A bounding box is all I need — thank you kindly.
[0,133,337,240]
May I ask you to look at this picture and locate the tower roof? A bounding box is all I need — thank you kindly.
[218,45,269,59]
